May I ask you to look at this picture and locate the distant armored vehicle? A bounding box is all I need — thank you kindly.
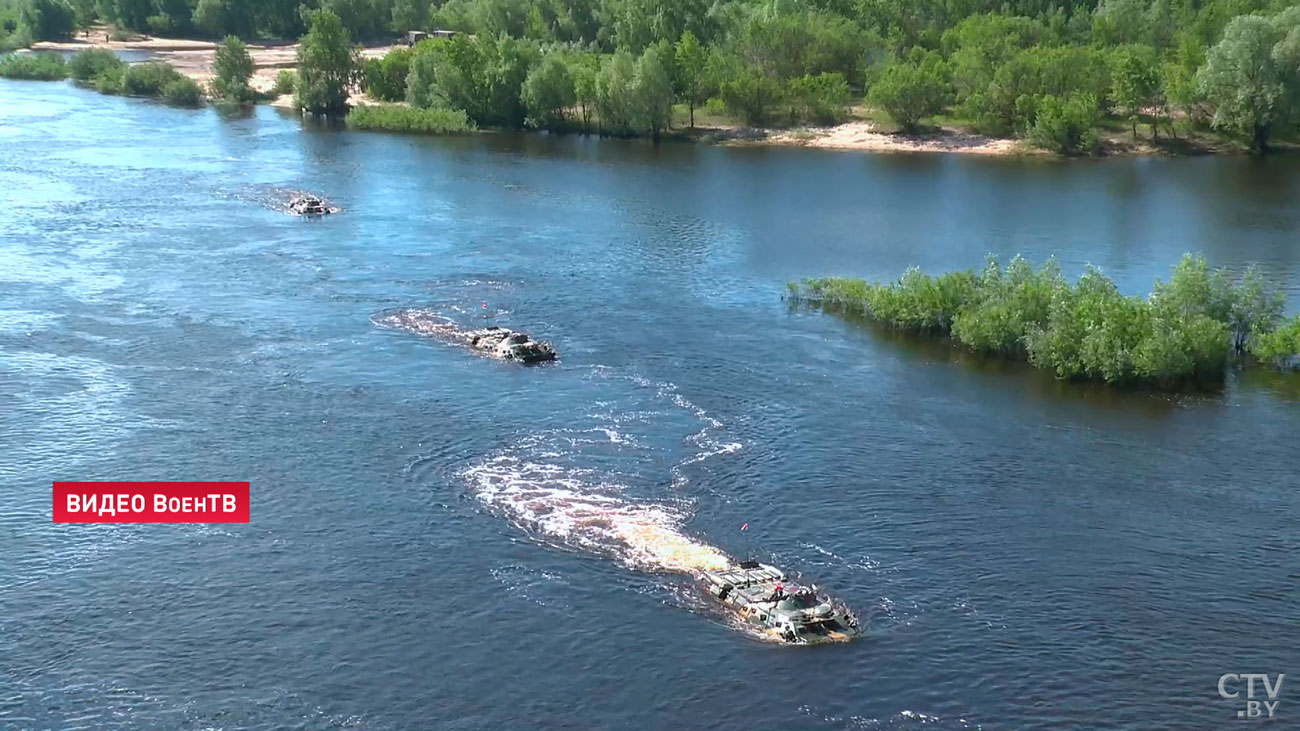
[701,560,860,644]
[287,194,336,216]
[464,326,557,363]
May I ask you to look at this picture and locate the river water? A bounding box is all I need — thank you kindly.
[2,79,1297,731]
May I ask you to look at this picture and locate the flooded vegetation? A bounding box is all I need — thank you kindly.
[346,103,475,134]
[790,254,1296,389]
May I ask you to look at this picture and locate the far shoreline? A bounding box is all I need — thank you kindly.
[25,32,1247,159]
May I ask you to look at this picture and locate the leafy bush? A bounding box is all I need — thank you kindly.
[1250,316,1300,369]
[122,61,185,96]
[0,51,67,79]
[92,65,126,94]
[791,253,1289,389]
[345,103,475,133]
[273,69,296,95]
[868,53,951,132]
[720,67,783,126]
[162,76,203,105]
[787,72,852,125]
[68,48,125,81]
[1027,93,1101,154]
[363,46,412,102]
[951,256,1066,355]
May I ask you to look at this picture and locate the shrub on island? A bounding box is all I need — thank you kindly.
[68,48,124,81]
[162,75,203,105]
[0,51,67,80]
[346,104,475,134]
[789,254,1293,389]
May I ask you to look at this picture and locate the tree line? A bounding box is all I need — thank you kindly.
[789,254,1300,389]
[8,0,1300,151]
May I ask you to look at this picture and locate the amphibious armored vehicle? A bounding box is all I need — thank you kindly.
[372,310,558,363]
[288,194,336,216]
[701,560,860,644]
[464,326,557,363]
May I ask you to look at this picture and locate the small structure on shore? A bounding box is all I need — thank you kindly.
[402,29,457,45]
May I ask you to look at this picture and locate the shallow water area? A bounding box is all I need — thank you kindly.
[2,79,1299,731]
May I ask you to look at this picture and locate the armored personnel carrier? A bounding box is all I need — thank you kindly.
[288,194,336,216]
[701,560,860,644]
[372,310,558,363]
[464,326,557,363]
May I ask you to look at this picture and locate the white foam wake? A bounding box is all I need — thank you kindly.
[463,452,730,574]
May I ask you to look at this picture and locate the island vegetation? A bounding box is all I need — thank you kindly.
[5,0,1300,152]
[0,45,202,102]
[788,254,1300,389]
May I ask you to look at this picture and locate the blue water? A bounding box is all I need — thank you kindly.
[1,80,1298,731]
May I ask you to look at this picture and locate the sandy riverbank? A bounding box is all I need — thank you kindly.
[32,31,392,106]
[762,122,1025,155]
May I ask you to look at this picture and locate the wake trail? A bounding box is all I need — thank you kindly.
[460,368,742,577]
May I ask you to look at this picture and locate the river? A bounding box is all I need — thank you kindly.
[2,79,1298,731]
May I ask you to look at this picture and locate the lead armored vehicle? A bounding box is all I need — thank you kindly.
[288,194,335,216]
[464,326,557,363]
[701,560,860,644]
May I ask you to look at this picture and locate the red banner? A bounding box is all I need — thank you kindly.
[53,482,250,523]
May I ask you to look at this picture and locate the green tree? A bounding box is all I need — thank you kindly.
[595,50,637,134]
[320,0,389,39]
[720,65,782,126]
[19,0,75,40]
[295,9,360,115]
[674,29,707,128]
[391,0,426,31]
[868,53,950,132]
[255,0,306,38]
[571,52,599,132]
[522,53,576,128]
[606,0,713,53]
[632,42,673,139]
[1226,264,1285,354]
[1110,44,1161,139]
[101,0,152,31]
[211,35,254,102]
[407,35,486,113]
[192,0,255,39]
[1197,14,1292,152]
[406,35,537,127]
